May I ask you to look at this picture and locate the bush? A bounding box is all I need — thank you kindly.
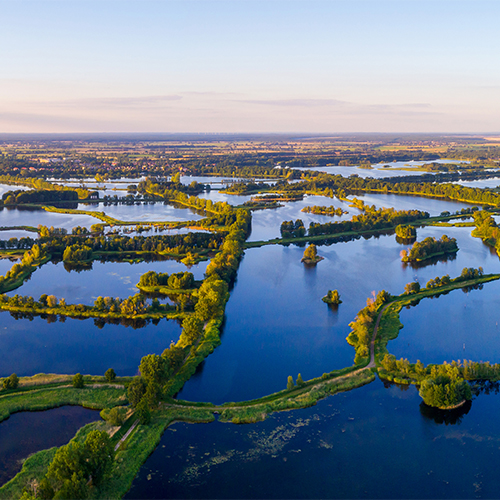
[72,373,84,388]
[105,368,116,383]
[2,373,19,390]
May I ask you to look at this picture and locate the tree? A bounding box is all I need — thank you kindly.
[105,368,116,383]
[296,373,304,386]
[303,244,317,260]
[322,290,341,305]
[139,354,169,385]
[3,373,19,390]
[72,373,84,389]
[83,430,114,486]
[181,315,204,344]
[135,397,151,425]
[287,375,295,390]
[127,377,146,407]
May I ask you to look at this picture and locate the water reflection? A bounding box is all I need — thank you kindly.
[419,400,472,426]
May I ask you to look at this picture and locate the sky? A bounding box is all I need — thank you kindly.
[1,0,499,134]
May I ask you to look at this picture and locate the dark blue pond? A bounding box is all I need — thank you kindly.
[0,313,180,378]
[0,406,100,486]
[391,279,500,365]
[6,258,208,305]
[127,379,500,499]
[178,223,500,404]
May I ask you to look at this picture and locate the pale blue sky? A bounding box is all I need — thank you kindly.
[1,0,499,133]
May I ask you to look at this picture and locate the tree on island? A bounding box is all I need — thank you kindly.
[322,289,342,305]
[301,244,323,264]
[419,375,472,409]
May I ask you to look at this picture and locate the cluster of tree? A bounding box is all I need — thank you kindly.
[420,375,472,409]
[280,219,306,238]
[1,188,91,207]
[301,244,323,264]
[301,205,346,216]
[138,270,195,290]
[403,268,484,295]
[395,224,416,240]
[62,244,93,262]
[379,356,475,409]
[2,372,19,389]
[322,289,341,305]
[137,177,205,198]
[0,290,172,319]
[400,235,458,262]
[0,235,37,250]
[204,209,251,283]
[223,181,270,194]
[471,210,500,253]
[346,290,391,363]
[0,245,46,291]
[40,231,223,260]
[308,208,429,237]
[20,430,114,499]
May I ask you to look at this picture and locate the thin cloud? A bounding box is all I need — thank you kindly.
[28,95,183,109]
[239,98,349,107]
[236,98,438,115]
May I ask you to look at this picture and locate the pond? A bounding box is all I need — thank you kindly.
[390,279,500,365]
[248,194,357,242]
[0,207,99,230]
[0,406,101,487]
[0,230,38,240]
[178,224,500,404]
[5,258,208,305]
[0,313,180,378]
[291,159,467,179]
[77,202,205,222]
[127,379,500,499]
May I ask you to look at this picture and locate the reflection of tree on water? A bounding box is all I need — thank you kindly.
[403,251,457,270]
[395,235,417,245]
[419,399,472,425]
[470,380,500,397]
[382,380,411,391]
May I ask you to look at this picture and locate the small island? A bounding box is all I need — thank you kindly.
[322,289,342,305]
[400,235,458,263]
[301,244,324,265]
[301,205,347,217]
[395,224,416,241]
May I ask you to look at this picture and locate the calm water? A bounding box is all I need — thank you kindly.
[77,202,205,222]
[0,207,99,230]
[391,279,500,365]
[0,258,19,276]
[355,193,476,215]
[127,379,500,499]
[292,159,467,179]
[0,313,180,378]
[0,406,100,486]
[178,223,500,404]
[0,229,37,240]
[454,177,500,189]
[248,194,357,241]
[6,259,208,305]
